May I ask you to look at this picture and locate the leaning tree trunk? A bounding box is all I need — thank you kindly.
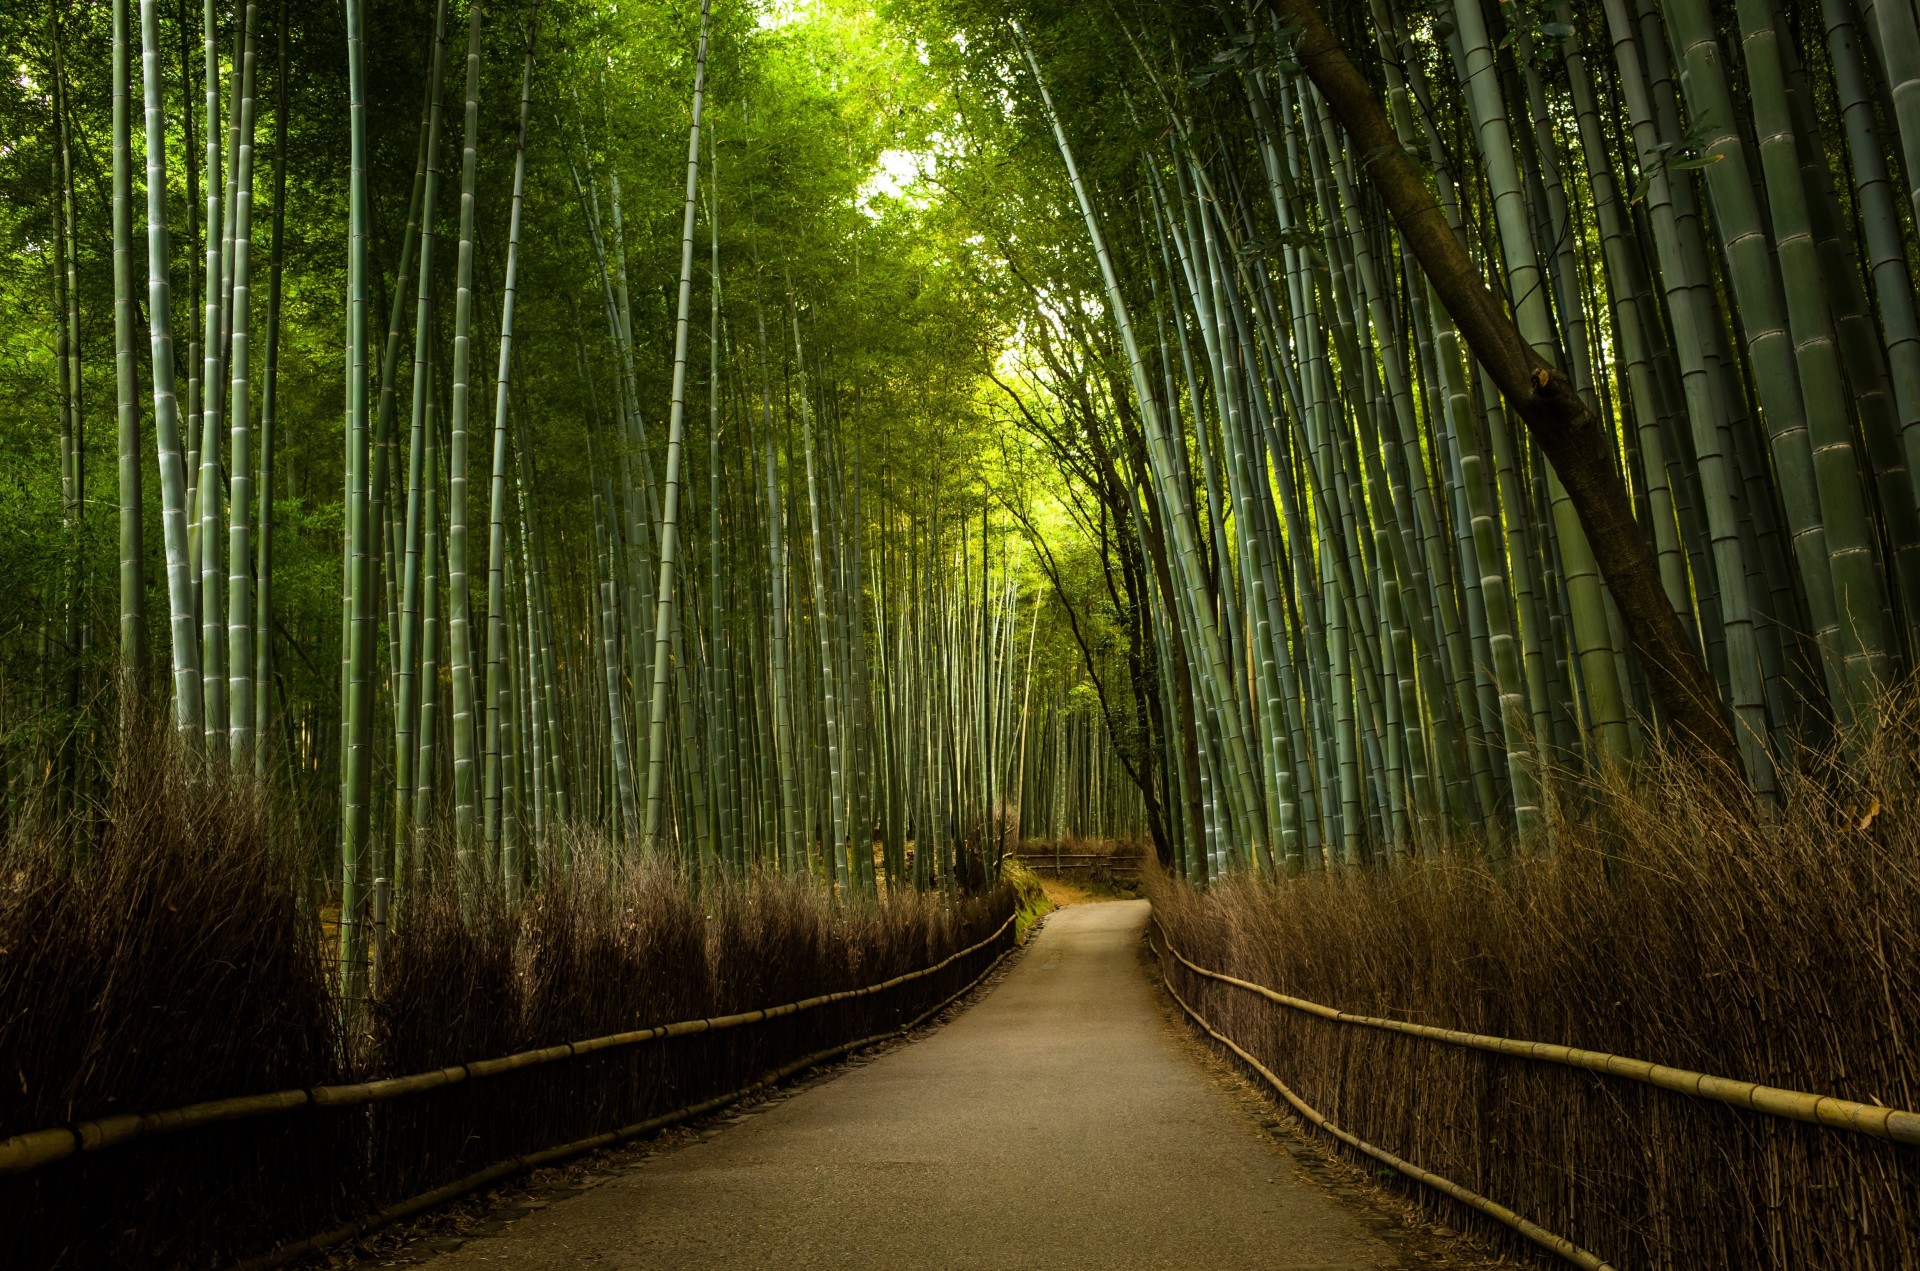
[1260,0,1742,778]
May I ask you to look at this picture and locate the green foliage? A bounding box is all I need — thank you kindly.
[0,0,1141,877]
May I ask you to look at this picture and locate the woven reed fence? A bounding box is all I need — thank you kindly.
[1,880,1017,1270]
[1149,897,1920,1270]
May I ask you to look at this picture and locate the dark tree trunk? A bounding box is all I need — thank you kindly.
[1264,0,1743,779]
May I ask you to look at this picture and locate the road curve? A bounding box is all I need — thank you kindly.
[429,900,1406,1269]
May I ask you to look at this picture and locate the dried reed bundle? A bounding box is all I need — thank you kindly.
[2,731,1015,1269]
[0,721,345,1268]
[1150,698,1920,1269]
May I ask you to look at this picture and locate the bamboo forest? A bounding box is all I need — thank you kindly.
[3,0,1918,1266]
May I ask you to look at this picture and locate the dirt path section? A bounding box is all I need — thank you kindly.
[421,901,1456,1269]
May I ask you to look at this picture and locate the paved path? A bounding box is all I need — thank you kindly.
[431,901,1407,1269]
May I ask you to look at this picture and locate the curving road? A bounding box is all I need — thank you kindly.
[426,900,1423,1269]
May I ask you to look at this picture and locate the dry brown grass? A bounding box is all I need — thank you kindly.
[370,854,1013,1208]
[1149,698,1920,1270]
[0,722,1015,1269]
[0,716,345,1269]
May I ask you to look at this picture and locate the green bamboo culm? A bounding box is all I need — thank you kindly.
[226,0,261,771]
[1659,0,1869,726]
[394,0,453,873]
[196,0,229,758]
[112,0,146,696]
[446,0,485,864]
[643,0,714,860]
[1015,21,1272,875]
[338,0,376,1007]
[138,0,202,741]
[485,6,542,897]
[705,131,734,869]
[255,0,289,778]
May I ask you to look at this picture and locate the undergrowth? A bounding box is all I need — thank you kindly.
[0,724,1014,1269]
[997,858,1054,938]
[1150,696,1920,1269]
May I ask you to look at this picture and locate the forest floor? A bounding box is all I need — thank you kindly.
[336,900,1509,1270]
[1037,874,1102,906]
[1036,870,1141,907]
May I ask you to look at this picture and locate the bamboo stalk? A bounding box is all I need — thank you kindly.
[643,0,713,857]
[139,0,203,739]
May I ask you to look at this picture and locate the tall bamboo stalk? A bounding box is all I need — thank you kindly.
[196,0,227,755]
[139,0,202,740]
[113,0,146,692]
[446,0,484,859]
[226,0,260,770]
[339,0,375,1004]
[254,0,288,777]
[396,0,453,861]
[486,8,542,881]
[643,0,713,855]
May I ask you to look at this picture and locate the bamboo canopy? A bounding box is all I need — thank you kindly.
[8,0,1920,908]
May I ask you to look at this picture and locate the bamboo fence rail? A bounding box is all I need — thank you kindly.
[1014,854,1142,870]
[1148,921,1616,1271]
[230,925,1021,1271]
[1150,913,1920,1147]
[0,909,1017,1178]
